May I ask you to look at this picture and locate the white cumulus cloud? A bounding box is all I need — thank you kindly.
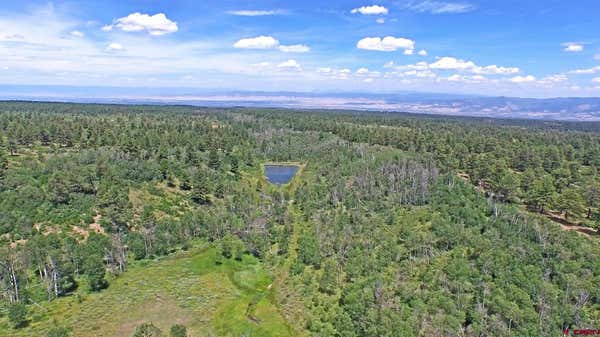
[70,30,84,38]
[446,74,463,81]
[593,77,600,83]
[277,59,301,69]
[429,57,519,74]
[568,66,600,74]
[279,44,310,53]
[562,42,584,52]
[357,36,415,53]
[106,42,124,51]
[234,36,280,49]
[430,57,475,70]
[418,49,428,56]
[104,13,178,36]
[510,75,536,83]
[351,5,389,15]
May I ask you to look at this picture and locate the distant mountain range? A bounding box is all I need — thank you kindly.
[2,85,600,121]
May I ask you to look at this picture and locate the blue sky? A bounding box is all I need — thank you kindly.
[1,1,600,97]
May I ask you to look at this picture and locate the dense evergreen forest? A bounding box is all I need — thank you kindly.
[0,101,599,337]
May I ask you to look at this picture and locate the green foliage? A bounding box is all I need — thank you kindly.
[208,148,220,170]
[78,233,109,291]
[7,139,17,156]
[191,171,211,205]
[297,231,321,268]
[7,302,27,328]
[557,186,585,219]
[83,254,107,291]
[132,322,163,337]
[128,232,147,260]
[45,326,71,337]
[290,259,304,276]
[214,245,225,265]
[0,138,8,183]
[529,174,557,212]
[230,155,240,177]
[1,103,600,337]
[169,324,187,337]
[318,259,338,295]
[220,234,234,259]
[220,234,245,261]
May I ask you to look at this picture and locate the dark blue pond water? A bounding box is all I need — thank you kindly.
[265,165,299,185]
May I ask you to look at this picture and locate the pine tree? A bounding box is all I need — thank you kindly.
[584,181,600,219]
[0,137,8,185]
[8,138,17,156]
[529,175,557,213]
[208,148,220,170]
[557,187,585,220]
[191,171,211,204]
[319,259,338,295]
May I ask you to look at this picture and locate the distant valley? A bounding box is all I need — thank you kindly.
[2,85,600,121]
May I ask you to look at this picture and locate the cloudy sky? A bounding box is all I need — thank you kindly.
[2,1,600,97]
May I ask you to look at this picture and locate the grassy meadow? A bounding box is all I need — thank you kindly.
[0,244,295,337]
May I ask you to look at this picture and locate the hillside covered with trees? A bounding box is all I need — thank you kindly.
[0,102,599,337]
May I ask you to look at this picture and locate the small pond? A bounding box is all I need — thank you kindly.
[264,165,299,185]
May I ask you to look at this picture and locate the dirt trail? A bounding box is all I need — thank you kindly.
[559,225,597,237]
[543,211,598,238]
[458,173,598,239]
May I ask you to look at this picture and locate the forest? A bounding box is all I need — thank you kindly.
[0,101,599,337]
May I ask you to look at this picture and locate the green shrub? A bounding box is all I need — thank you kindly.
[46,326,71,337]
[132,322,163,337]
[8,302,27,328]
[169,324,187,337]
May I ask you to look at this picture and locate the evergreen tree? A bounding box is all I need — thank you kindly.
[584,181,600,219]
[529,175,557,213]
[230,155,239,177]
[319,259,338,295]
[297,231,321,268]
[556,187,585,220]
[0,138,8,188]
[191,171,211,204]
[208,148,220,170]
[7,138,17,156]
